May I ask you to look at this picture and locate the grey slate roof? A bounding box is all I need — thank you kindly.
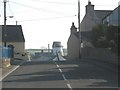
[2,25,25,42]
[102,5,120,20]
[95,10,112,20]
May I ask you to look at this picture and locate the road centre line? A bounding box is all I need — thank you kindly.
[67,84,73,90]
[57,64,60,68]
[54,62,73,90]
[62,74,67,81]
[59,68,62,73]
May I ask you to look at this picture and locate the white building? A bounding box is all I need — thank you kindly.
[52,41,64,56]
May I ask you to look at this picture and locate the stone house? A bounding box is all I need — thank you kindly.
[67,1,113,60]
[80,1,112,43]
[67,23,79,60]
[0,25,26,59]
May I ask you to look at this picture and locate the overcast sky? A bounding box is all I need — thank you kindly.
[0,0,119,49]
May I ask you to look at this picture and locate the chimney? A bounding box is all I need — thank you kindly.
[70,22,77,34]
[85,1,94,14]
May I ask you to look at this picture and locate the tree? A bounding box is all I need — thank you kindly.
[91,24,108,48]
[107,26,119,53]
[91,24,119,54]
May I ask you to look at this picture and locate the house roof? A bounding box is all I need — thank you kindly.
[95,10,112,20]
[102,5,120,20]
[52,41,62,48]
[1,25,25,42]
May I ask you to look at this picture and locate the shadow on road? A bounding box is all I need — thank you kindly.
[3,59,118,88]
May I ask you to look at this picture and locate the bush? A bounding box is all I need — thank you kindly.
[91,25,119,54]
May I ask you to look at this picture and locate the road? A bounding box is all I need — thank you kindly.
[2,58,118,89]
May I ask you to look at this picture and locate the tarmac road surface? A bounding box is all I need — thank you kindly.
[2,59,118,89]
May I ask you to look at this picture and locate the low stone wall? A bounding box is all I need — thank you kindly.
[14,53,28,60]
[81,47,118,65]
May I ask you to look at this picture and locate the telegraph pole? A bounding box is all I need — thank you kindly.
[78,0,81,58]
[16,21,18,25]
[3,0,7,47]
[48,44,50,53]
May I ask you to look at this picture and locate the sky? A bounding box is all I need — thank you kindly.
[0,0,119,49]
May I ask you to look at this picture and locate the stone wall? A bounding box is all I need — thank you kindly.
[81,47,118,65]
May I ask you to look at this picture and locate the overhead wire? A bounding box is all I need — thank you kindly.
[7,1,17,22]
[29,0,75,5]
[10,1,71,16]
[5,1,77,23]
[31,0,117,7]
[9,1,116,16]
[1,0,117,24]
[7,15,76,22]
[0,1,3,24]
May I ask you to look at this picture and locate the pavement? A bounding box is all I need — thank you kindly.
[0,59,26,81]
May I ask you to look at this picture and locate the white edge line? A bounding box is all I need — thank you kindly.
[1,61,25,81]
[1,65,19,81]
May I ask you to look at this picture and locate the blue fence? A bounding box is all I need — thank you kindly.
[0,46,13,58]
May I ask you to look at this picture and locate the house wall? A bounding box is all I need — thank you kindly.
[67,34,79,60]
[5,42,27,60]
[6,42,25,54]
[80,2,101,49]
[81,2,100,32]
[81,14,100,32]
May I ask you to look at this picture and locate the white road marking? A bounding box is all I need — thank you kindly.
[1,65,19,81]
[67,84,73,90]
[59,68,62,73]
[54,61,73,90]
[62,74,67,81]
[57,64,59,68]
[1,61,25,81]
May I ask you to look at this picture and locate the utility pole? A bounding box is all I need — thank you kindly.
[48,44,50,53]
[3,0,7,47]
[16,21,18,25]
[78,0,81,58]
